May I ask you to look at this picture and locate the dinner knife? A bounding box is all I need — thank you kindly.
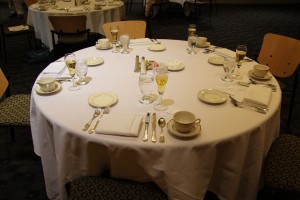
[142,111,151,141]
[151,112,157,143]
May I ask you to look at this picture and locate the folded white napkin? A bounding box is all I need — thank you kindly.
[8,25,29,32]
[96,115,143,137]
[42,62,66,75]
[130,38,152,46]
[69,7,83,11]
[243,84,272,109]
[214,48,236,59]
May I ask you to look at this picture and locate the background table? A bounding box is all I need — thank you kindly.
[26,0,125,50]
[30,39,281,200]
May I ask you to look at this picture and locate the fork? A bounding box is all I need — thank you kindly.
[82,108,101,131]
[88,107,110,134]
[229,96,267,114]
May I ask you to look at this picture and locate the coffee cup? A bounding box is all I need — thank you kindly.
[96,38,110,48]
[197,37,207,46]
[173,111,201,133]
[37,77,56,92]
[253,64,270,78]
[94,3,102,10]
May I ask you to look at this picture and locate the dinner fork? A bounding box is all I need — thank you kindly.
[229,96,267,114]
[88,107,110,134]
[82,108,101,131]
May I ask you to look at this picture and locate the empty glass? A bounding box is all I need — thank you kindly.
[119,34,130,54]
[222,58,236,82]
[138,74,154,104]
[75,59,88,85]
[187,35,198,54]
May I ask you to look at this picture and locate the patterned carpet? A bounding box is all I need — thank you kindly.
[0,2,299,200]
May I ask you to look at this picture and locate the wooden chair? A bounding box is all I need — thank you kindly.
[66,176,168,200]
[0,68,30,143]
[49,15,94,59]
[257,33,300,130]
[102,20,146,42]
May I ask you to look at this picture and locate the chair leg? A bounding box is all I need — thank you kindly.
[287,71,298,131]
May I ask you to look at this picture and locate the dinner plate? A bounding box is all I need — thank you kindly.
[86,57,104,66]
[35,81,61,95]
[167,119,201,139]
[161,60,185,71]
[208,56,225,65]
[88,92,118,108]
[248,70,273,80]
[196,42,210,48]
[198,89,227,104]
[95,44,113,50]
[147,44,166,52]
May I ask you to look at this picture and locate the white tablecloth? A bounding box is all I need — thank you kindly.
[30,39,281,200]
[27,0,125,50]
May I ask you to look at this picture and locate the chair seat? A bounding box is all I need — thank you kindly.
[0,94,31,126]
[264,134,300,192]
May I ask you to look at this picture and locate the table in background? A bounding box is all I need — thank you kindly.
[27,0,125,50]
[30,39,281,200]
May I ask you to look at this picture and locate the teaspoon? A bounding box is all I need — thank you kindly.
[158,118,166,143]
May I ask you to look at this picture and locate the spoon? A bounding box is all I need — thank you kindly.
[158,118,166,143]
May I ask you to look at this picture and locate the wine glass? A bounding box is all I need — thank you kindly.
[188,24,196,37]
[64,53,79,91]
[110,25,119,44]
[119,34,130,54]
[222,58,236,82]
[75,59,88,85]
[234,45,247,79]
[188,35,198,54]
[138,74,154,104]
[153,66,169,111]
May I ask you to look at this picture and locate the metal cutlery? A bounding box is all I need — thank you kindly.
[249,78,277,91]
[237,81,276,92]
[229,96,267,114]
[142,111,151,141]
[82,108,101,131]
[88,107,110,134]
[158,118,166,143]
[154,39,161,44]
[151,112,157,143]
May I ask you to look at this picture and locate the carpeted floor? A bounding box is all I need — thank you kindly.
[0,2,299,200]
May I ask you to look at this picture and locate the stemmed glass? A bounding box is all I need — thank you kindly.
[222,58,236,82]
[188,24,196,37]
[64,53,79,91]
[234,45,247,79]
[110,25,119,53]
[119,34,130,54]
[187,35,198,54]
[138,74,154,104]
[75,59,88,85]
[153,66,168,111]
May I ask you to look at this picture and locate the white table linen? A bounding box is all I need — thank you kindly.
[26,0,125,50]
[30,39,281,200]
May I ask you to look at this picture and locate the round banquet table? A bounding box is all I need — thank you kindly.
[30,39,281,200]
[26,0,125,50]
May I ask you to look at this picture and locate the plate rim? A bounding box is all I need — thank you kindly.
[95,43,113,50]
[35,81,61,95]
[198,89,227,104]
[88,92,118,108]
[208,56,224,65]
[248,70,272,80]
[147,44,166,51]
[167,119,201,138]
[85,57,104,66]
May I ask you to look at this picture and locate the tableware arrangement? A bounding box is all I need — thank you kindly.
[142,111,151,141]
[88,107,110,134]
[35,77,62,95]
[64,53,79,91]
[248,64,272,80]
[153,66,169,111]
[138,74,154,104]
[249,78,276,91]
[158,117,166,143]
[96,38,112,50]
[119,34,130,54]
[229,95,267,114]
[222,58,236,82]
[151,113,157,142]
[187,35,198,54]
[234,45,247,79]
[198,89,227,104]
[75,59,88,85]
[82,108,101,131]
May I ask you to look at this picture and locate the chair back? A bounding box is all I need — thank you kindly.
[102,20,146,42]
[0,68,9,98]
[25,0,38,7]
[258,33,300,78]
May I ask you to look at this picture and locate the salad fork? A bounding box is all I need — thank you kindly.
[82,108,101,131]
[88,107,110,134]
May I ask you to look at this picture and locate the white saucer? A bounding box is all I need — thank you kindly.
[88,92,118,108]
[95,43,113,50]
[196,41,210,48]
[208,56,225,65]
[147,44,166,52]
[35,81,61,95]
[167,119,201,139]
[160,60,185,71]
[86,57,104,66]
[198,89,227,104]
[248,70,273,80]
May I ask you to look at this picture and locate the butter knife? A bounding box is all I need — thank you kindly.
[142,111,151,141]
[151,113,157,143]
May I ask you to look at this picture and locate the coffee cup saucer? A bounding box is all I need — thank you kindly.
[167,119,201,139]
[35,81,62,95]
[248,70,273,80]
[95,43,113,50]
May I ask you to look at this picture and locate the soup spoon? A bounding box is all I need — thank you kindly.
[158,118,166,143]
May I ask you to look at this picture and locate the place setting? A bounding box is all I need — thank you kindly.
[95,38,113,50]
[35,76,62,95]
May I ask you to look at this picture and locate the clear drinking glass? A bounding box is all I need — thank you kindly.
[138,74,154,104]
[110,25,119,44]
[188,24,196,37]
[119,34,130,54]
[153,66,169,111]
[234,45,247,79]
[188,35,198,54]
[222,58,236,82]
[64,53,79,91]
[75,59,88,85]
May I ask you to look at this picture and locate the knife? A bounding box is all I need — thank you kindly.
[151,112,157,143]
[142,111,151,141]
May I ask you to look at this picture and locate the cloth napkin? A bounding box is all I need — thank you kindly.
[130,38,152,46]
[214,48,236,59]
[96,115,143,137]
[8,25,29,32]
[42,62,66,76]
[242,84,272,109]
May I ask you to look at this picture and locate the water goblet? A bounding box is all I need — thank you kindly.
[119,34,130,54]
[234,45,247,79]
[75,59,88,85]
[138,74,154,104]
[222,58,236,82]
[64,53,79,91]
[188,35,198,54]
[153,66,169,111]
